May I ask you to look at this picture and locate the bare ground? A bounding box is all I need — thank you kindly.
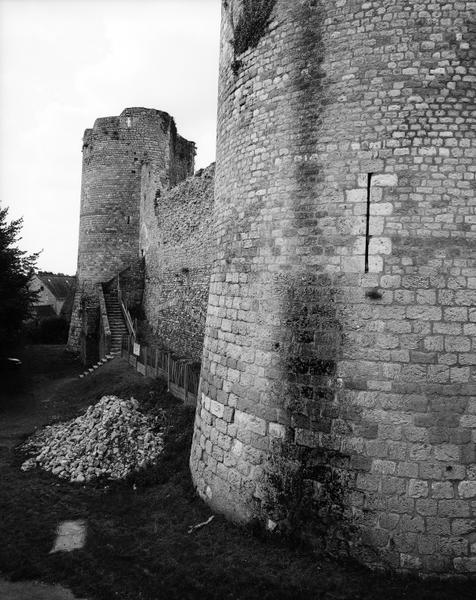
[0,345,474,600]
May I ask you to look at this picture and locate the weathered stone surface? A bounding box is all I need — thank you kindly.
[68,108,195,351]
[142,164,215,361]
[50,520,87,554]
[190,0,476,576]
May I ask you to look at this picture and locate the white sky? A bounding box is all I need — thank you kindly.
[0,0,221,275]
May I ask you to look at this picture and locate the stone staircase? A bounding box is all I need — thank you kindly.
[104,289,128,355]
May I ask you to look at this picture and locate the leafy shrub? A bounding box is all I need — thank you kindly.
[25,317,69,344]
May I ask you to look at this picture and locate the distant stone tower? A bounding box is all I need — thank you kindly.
[190,0,476,575]
[68,107,195,350]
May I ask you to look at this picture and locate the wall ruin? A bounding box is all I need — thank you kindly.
[141,164,215,361]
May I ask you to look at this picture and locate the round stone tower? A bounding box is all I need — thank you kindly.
[77,107,195,283]
[68,107,195,350]
[191,0,476,575]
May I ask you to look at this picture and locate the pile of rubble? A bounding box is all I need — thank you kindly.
[20,395,164,483]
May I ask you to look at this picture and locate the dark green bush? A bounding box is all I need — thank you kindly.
[25,317,69,344]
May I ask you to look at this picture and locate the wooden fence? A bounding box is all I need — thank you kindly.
[121,335,199,406]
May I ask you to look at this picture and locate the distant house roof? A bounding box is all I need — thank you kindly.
[37,273,76,300]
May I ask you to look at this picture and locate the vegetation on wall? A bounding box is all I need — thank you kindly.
[233,0,276,55]
[259,445,358,557]
[231,0,276,73]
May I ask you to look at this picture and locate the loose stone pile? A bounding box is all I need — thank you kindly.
[21,395,164,482]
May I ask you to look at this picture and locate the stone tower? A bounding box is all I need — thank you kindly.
[190,0,476,575]
[68,107,195,350]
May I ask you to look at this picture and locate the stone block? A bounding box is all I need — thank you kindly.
[234,409,267,436]
[268,422,286,439]
[369,237,392,255]
[372,173,398,187]
[431,482,454,499]
[370,202,393,216]
[427,517,451,537]
[415,499,437,516]
[346,188,367,202]
[438,500,470,518]
[400,514,425,533]
[408,479,429,498]
[434,445,460,462]
[209,399,225,419]
[400,553,421,569]
[458,481,476,499]
[294,428,320,448]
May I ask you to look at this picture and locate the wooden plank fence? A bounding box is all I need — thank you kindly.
[121,335,199,406]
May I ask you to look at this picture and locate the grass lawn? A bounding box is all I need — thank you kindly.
[0,346,474,600]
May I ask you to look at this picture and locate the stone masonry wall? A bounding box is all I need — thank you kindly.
[190,0,476,575]
[68,107,195,351]
[141,164,215,361]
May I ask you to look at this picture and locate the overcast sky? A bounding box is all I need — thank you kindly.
[0,0,221,275]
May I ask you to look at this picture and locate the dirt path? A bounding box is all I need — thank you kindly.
[0,345,87,599]
[0,377,75,450]
[0,577,87,600]
[0,345,81,458]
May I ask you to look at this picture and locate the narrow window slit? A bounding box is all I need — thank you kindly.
[364,172,373,272]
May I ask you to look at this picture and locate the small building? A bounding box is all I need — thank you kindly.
[30,272,76,320]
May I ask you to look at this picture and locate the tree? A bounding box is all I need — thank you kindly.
[0,206,39,346]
